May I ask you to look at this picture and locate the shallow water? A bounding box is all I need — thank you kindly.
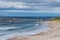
[0,22,49,40]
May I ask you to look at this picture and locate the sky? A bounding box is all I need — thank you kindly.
[0,0,60,13]
[0,0,60,16]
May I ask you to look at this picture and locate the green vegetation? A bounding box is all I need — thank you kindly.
[53,17,60,21]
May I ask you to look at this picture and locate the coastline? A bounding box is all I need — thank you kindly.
[0,22,49,40]
[7,21,60,40]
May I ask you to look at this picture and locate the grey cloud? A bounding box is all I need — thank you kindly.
[0,0,60,12]
[0,0,44,3]
[1,0,60,3]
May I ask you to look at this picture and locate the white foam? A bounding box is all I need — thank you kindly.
[0,27,17,30]
[35,24,39,26]
[0,23,49,40]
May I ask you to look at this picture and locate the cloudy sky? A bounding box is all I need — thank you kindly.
[0,0,60,13]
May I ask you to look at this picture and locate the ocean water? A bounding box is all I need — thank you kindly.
[0,22,49,40]
[0,11,60,17]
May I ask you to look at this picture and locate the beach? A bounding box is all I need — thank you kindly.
[7,21,60,40]
[0,0,60,40]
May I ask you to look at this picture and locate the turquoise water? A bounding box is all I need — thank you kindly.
[0,22,49,40]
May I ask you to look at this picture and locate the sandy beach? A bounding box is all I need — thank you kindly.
[7,21,60,40]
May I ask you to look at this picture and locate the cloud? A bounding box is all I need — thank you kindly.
[0,0,59,2]
[0,1,31,9]
[0,0,60,13]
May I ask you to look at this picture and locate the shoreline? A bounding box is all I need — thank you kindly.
[0,22,49,40]
[7,21,60,40]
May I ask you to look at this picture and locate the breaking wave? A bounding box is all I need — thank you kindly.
[0,22,49,40]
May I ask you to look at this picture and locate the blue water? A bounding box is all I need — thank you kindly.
[0,11,60,17]
[0,22,49,40]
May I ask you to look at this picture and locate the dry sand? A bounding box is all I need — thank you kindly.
[7,21,60,40]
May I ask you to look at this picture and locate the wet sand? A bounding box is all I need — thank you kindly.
[7,21,60,40]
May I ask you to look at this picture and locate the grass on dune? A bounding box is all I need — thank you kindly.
[52,20,60,22]
[52,17,60,22]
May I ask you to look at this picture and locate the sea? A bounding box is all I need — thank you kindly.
[0,22,49,40]
[0,11,59,40]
